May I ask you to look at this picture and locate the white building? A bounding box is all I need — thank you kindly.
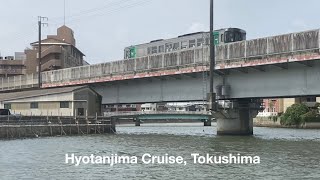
[141,103,157,111]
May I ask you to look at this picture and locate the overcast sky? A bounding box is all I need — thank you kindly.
[1,0,320,64]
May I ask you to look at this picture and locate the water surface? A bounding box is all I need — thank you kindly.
[0,123,319,179]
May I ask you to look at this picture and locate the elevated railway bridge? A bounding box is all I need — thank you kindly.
[1,29,320,135]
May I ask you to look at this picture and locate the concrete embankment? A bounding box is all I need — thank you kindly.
[0,116,116,139]
[254,117,320,129]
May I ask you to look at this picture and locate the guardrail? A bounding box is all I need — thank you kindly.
[0,115,111,125]
[216,29,320,63]
[104,111,211,117]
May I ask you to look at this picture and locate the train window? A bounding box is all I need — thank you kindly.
[165,43,173,52]
[205,38,209,45]
[173,43,179,51]
[236,32,244,41]
[147,47,152,55]
[225,32,235,42]
[242,33,246,40]
[197,38,204,46]
[159,45,164,53]
[234,32,240,41]
[151,46,157,54]
[189,39,196,48]
[125,49,130,59]
[181,41,188,49]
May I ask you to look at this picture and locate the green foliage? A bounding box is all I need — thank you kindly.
[272,116,278,122]
[301,110,320,123]
[280,104,309,126]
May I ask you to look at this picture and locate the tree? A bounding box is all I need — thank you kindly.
[280,103,309,126]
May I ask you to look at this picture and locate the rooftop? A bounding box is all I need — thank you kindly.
[0,86,88,102]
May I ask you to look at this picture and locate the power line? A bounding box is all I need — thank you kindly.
[50,0,140,24]
[6,0,151,48]
[50,0,116,21]
[50,0,151,26]
[2,0,152,56]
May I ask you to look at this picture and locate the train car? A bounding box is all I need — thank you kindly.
[124,28,246,59]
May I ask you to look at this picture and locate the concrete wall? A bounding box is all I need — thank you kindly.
[1,92,73,116]
[91,73,212,104]
[216,29,319,62]
[7,101,72,116]
[74,88,102,116]
[254,117,281,127]
[88,61,320,104]
[224,61,320,99]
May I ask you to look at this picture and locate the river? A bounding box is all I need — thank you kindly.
[0,123,319,179]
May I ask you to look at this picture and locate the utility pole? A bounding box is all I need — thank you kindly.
[209,0,216,112]
[38,16,48,88]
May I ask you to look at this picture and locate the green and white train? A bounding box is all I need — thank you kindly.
[124,28,246,59]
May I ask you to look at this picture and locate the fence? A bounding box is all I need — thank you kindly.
[0,115,115,139]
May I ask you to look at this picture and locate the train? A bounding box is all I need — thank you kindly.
[124,28,246,59]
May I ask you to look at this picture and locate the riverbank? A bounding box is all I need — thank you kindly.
[254,117,320,129]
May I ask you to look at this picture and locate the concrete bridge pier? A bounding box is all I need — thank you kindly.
[216,99,260,136]
[110,118,117,133]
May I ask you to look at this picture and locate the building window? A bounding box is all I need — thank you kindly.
[30,102,38,109]
[4,103,11,109]
[60,101,69,108]
[55,54,60,59]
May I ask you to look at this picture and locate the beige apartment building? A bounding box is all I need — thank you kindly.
[260,96,319,117]
[0,25,85,78]
[25,25,85,73]
[0,57,26,78]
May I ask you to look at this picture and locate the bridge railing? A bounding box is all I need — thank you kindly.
[0,73,38,91]
[103,111,210,117]
[41,46,210,84]
[216,29,320,64]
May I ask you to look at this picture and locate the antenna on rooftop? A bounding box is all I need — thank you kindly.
[64,0,66,25]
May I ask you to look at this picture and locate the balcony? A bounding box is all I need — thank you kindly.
[0,68,26,75]
[41,45,62,58]
[41,59,62,71]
